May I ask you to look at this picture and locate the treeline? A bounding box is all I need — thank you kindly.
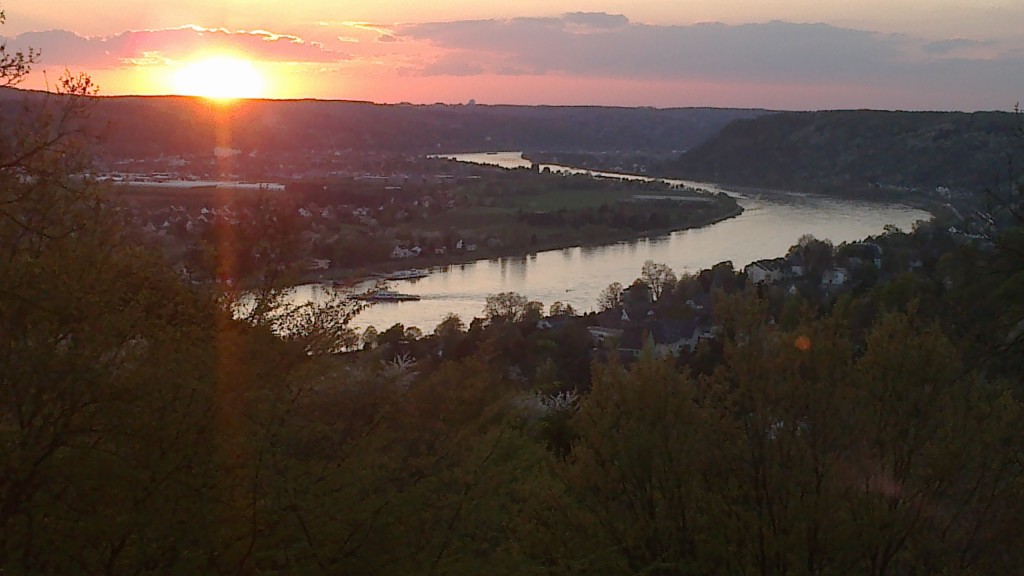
[0,87,766,158]
[516,197,737,232]
[662,109,1023,194]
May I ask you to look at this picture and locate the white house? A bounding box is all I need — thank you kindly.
[391,246,416,259]
[746,261,783,285]
[587,326,623,345]
[822,268,849,287]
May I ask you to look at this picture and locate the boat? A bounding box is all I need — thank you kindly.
[353,290,422,302]
[384,269,429,281]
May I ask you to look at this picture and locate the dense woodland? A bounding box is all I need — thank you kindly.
[528,111,1023,202]
[4,18,1024,576]
[663,110,1023,195]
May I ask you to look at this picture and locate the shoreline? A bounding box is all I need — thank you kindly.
[713,182,942,218]
[301,204,745,286]
[302,188,936,289]
[520,152,941,217]
[300,158,936,289]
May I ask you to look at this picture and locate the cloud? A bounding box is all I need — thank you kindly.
[922,38,992,54]
[326,22,399,44]
[2,25,349,69]
[562,12,630,30]
[396,14,1024,94]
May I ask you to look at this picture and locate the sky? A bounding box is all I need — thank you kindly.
[2,0,1023,110]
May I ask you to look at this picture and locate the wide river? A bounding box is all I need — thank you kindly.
[291,152,932,334]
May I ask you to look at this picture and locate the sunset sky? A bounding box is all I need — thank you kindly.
[3,0,1023,110]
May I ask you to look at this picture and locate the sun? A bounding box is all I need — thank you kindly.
[172,56,266,101]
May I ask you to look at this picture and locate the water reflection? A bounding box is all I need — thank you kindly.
[497,256,529,283]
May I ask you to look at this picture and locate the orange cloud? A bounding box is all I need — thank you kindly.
[4,25,349,69]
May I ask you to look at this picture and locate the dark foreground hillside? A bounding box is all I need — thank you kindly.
[665,110,1022,194]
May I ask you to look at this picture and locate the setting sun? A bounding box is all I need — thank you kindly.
[171,56,266,100]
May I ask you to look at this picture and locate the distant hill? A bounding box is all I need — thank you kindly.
[0,88,767,157]
[663,110,1023,194]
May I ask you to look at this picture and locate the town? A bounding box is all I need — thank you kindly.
[107,151,741,284]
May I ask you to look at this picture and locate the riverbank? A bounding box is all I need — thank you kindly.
[301,203,745,286]
[708,182,944,227]
[332,192,930,333]
[521,151,945,217]
[305,181,936,289]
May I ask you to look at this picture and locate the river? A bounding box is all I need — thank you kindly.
[290,152,932,334]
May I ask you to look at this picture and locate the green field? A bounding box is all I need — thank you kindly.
[455,171,704,212]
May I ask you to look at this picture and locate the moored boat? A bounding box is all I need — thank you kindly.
[353,290,422,302]
[385,269,430,280]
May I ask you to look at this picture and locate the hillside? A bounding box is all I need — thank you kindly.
[664,110,1023,194]
[0,88,766,158]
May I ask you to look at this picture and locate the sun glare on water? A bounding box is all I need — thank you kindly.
[172,56,266,101]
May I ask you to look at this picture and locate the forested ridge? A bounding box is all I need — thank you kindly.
[4,15,1024,576]
[664,109,1023,195]
[0,86,765,158]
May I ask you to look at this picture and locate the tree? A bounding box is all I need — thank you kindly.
[840,313,1023,574]
[378,322,408,349]
[0,20,347,572]
[548,301,577,317]
[404,325,424,341]
[789,234,835,280]
[532,352,716,575]
[0,10,36,88]
[435,313,465,337]
[523,299,545,325]
[699,295,1024,575]
[695,296,859,575]
[709,260,739,293]
[256,358,544,575]
[622,279,653,321]
[641,259,677,301]
[483,291,531,324]
[596,281,624,311]
[271,285,364,355]
[362,325,380,349]
[0,36,232,570]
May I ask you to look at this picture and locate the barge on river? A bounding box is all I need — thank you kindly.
[353,290,422,302]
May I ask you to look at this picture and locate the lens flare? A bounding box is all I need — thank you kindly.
[795,335,812,351]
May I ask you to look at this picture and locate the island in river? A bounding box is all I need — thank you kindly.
[299,161,743,284]
[118,154,741,290]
